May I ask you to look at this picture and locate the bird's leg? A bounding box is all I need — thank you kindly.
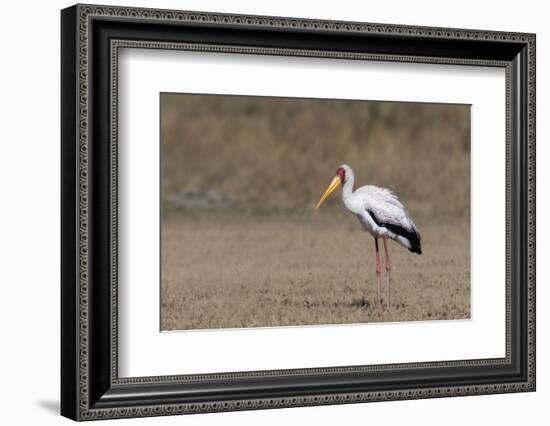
[383,237,391,308]
[374,237,382,306]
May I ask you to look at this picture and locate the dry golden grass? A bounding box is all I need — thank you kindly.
[161,209,470,330]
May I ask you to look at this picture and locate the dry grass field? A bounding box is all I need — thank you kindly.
[160,94,471,330]
[161,209,470,330]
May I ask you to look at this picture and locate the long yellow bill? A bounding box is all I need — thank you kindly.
[315,176,341,209]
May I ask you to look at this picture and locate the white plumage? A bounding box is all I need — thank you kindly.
[315,164,422,307]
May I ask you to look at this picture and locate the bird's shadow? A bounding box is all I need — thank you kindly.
[350,297,371,309]
[36,400,59,416]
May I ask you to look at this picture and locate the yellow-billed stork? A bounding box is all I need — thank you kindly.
[315,164,422,307]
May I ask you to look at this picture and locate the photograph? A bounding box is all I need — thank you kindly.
[58,3,536,421]
[160,93,471,330]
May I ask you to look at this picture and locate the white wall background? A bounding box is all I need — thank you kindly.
[0,0,546,424]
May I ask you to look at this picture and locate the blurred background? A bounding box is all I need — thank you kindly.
[160,93,471,330]
[161,94,470,218]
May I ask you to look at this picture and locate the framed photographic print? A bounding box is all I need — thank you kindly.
[61,3,536,421]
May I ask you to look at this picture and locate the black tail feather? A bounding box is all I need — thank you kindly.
[376,220,422,254]
[387,223,421,255]
[367,208,422,255]
[408,238,422,255]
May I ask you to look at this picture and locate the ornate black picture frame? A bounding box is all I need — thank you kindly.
[61,3,536,421]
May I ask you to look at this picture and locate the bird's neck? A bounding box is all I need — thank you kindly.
[342,175,354,200]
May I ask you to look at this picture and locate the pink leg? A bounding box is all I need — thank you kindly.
[383,237,391,307]
[374,238,382,306]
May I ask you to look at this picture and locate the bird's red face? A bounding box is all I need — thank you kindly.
[336,167,346,184]
[316,167,345,209]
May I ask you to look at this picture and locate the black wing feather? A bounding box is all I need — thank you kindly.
[367,208,422,254]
